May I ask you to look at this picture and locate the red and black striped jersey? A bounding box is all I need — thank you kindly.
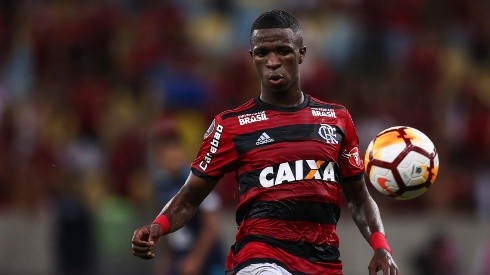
[191,94,364,275]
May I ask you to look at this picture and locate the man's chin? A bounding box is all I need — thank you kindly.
[265,83,289,93]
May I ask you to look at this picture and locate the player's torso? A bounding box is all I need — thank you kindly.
[221,96,350,274]
[221,96,348,208]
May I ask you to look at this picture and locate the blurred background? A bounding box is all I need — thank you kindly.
[0,0,489,274]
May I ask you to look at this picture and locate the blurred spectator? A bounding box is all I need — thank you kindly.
[54,179,95,275]
[149,118,224,275]
[473,239,490,275]
[474,170,490,221]
[411,232,461,275]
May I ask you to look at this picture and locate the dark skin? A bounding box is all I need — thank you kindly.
[132,28,399,275]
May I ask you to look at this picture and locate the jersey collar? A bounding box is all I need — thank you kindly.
[255,93,310,112]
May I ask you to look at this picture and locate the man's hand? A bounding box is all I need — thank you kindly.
[132,224,163,260]
[368,249,399,275]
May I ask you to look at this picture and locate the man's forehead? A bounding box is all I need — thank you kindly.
[251,28,296,45]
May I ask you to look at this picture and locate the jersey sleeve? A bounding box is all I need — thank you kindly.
[338,110,364,181]
[191,115,238,180]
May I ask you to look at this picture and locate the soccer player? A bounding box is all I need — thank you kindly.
[132,10,399,275]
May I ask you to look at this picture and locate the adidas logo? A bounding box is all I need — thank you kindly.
[256,132,275,145]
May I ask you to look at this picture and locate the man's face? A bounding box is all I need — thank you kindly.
[250,28,306,93]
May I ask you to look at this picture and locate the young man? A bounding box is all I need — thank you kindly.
[132,10,399,275]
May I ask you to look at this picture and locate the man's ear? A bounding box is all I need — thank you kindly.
[299,46,306,64]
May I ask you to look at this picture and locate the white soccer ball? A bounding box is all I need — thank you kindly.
[364,126,439,200]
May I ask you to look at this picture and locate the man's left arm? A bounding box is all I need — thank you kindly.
[340,177,399,275]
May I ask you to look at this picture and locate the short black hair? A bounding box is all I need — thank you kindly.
[250,10,303,45]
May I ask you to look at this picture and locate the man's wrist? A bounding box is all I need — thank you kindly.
[152,214,170,235]
[369,232,392,254]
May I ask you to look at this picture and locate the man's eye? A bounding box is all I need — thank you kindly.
[255,51,266,57]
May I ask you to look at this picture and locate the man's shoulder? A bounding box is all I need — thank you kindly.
[212,97,273,130]
[308,95,347,110]
[307,95,352,120]
[217,98,262,120]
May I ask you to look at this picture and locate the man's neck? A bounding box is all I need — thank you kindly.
[259,90,304,107]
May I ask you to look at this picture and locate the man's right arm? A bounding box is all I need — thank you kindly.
[131,172,218,260]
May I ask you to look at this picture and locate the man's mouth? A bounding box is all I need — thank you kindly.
[268,74,284,85]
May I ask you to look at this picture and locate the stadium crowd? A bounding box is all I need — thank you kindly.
[0,0,489,274]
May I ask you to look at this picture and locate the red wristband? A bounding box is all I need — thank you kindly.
[152,214,170,235]
[369,232,392,254]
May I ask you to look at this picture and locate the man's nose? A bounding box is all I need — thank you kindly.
[266,53,281,69]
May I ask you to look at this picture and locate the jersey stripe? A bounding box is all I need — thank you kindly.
[225,241,343,275]
[236,200,340,225]
[236,183,342,215]
[237,218,339,246]
[232,235,340,262]
[232,124,344,156]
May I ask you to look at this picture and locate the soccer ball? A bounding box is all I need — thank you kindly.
[364,126,439,200]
